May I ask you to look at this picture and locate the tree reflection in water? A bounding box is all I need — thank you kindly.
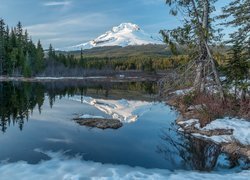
[157,124,221,171]
[0,82,45,132]
[0,81,157,132]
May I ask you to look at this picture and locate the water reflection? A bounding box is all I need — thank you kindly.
[0,81,157,132]
[157,125,221,171]
[0,82,44,132]
[0,81,244,171]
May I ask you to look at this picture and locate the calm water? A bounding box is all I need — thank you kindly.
[0,81,226,171]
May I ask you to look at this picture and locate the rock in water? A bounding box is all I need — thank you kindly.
[73,118,123,129]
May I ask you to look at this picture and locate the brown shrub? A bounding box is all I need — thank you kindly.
[238,99,250,119]
[180,92,250,127]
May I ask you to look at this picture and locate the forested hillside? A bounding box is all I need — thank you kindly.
[64,44,170,57]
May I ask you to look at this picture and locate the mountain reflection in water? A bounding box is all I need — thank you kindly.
[0,81,157,132]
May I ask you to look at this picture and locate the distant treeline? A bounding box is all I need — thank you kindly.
[51,48,190,72]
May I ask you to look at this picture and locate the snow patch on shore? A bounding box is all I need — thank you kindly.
[172,88,193,95]
[179,117,250,145]
[177,119,199,127]
[195,118,250,145]
[0,150,249,180]
[192,133,234,144]
[70,96,164,123]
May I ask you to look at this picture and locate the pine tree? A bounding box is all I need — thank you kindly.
[0,18,45,76]
[225,38,249,98]
[0,18,5,75]
[4,25,11,74]
[23,52,31,77]
[10,48,18,75]
[48,44,55,59]
[16,21,23,45]
[35,40,44,73]
[220,0,249,100]
[48,44,55,76]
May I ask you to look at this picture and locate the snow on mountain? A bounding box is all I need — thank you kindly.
[63,23,163,51]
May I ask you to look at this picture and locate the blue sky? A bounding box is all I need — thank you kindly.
[0,0,229,48]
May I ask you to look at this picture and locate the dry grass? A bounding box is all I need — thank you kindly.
[179,92,250,127]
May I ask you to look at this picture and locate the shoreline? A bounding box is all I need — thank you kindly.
[166,94,250,162]
[0,76,158,82]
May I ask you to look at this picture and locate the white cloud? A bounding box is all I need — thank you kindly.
[43,1,72,7]
[25,13,118,48]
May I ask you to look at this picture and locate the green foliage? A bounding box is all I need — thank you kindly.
[23,52,32,77]
[219,0,249,50]
[34,40,45,73]
[220,0,250,99]
[0,18,45,76]
[226,42,248,81]
[224,39,249,96]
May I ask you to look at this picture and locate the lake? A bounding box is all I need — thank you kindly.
[0,80,248,179]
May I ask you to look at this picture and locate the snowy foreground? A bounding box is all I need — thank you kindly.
[0,150,249,180]
[70,96,163,123]
[178,117,250,146]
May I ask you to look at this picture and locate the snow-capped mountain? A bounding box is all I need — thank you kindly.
[63,23,163,51]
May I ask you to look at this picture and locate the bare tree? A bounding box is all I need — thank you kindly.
[160,0,224,99]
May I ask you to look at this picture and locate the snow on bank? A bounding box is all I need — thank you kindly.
[79,114,105,119]
[196,118,250,145]
[179,118,250,145]
[70,96,163,123]
[35,76,107,80]
[0,150,249,180]
[171,88,193,95]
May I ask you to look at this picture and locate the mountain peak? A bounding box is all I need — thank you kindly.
[112,23,140,33]
[63,22,163,51]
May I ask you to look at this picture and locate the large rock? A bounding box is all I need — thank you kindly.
[73,118,123,129]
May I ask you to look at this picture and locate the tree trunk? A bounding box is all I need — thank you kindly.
[194,61,203,90]
[194,0,209,94]
[204,42,225,100]
[241,89,246,101]
[191,0,225,100]
[194,57,206,93]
